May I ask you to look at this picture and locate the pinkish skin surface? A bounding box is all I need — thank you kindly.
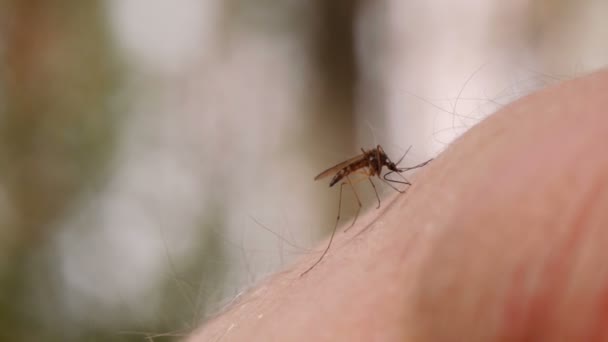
[190,69,608,342]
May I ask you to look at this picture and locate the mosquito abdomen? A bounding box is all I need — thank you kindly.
[329,169,347,187]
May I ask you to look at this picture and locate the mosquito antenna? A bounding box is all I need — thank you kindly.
[394,145,412,166]
[383,155,433,190]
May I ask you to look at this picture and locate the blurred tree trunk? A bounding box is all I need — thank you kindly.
[306,1,361,236]
[0,1,120,340]
[311,0,360,153]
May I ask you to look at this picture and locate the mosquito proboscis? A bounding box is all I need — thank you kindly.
[301,145,432,276]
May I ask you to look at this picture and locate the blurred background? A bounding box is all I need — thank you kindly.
[1,0,607,340]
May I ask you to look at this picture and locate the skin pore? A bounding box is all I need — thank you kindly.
[189,69,608,341]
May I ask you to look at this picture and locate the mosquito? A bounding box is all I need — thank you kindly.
[301,145,432,276]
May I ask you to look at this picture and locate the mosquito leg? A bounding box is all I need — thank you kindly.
[393,172,412,192]
[381,173,409,193]
[344,175,362,232]
[300,182,346,276]
[368,177,381,209]
[399,158,434,172]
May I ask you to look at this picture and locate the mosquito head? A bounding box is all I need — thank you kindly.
[375,145,397,173]
[383,158,401,180]
[384,156,399,172]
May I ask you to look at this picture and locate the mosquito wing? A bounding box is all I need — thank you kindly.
[314,153,366,181]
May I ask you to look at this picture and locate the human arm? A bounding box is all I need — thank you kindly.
[190,69,608,341]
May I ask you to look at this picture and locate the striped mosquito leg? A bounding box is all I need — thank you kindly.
[368,177,381,209]
[300,180,347,276]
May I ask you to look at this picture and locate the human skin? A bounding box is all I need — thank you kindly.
[189,69,608,341]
